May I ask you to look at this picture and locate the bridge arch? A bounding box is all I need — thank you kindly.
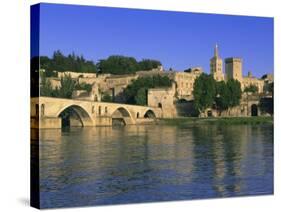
[111,107,134,125]
[144,109,156,118]
[56,104,93,127]
[177,98,188,103]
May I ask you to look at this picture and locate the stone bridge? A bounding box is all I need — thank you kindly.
[31,97,162,129]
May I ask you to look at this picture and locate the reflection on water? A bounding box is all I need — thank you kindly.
[37,124,273,208]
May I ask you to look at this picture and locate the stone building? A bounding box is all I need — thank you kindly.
[197,44,273,117]
[172,67,203,100]
[46,71,138,101]
[47,77,61,89]
[205,45,267,94]
[147,83,177,118]
[225,57,265,93]
[261,73,274,94]
[262,73,273,83]
[45,65,204,104]
[136,66,164,77]
[225,57,243,82]
[200,93,263,118]
[58,71,97,79]
[78,76,103,85]
[103,74,138,101]
[241,71,264,93]
[210,44,224,81]
[72,83,101,101]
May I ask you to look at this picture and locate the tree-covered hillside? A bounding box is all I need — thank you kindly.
[39,50,162,76]
[40,50,97,77]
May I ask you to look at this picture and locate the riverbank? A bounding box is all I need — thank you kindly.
[157,116,273,126]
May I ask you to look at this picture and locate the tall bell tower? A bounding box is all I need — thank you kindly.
[210,44,224,81]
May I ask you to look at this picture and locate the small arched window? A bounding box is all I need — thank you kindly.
[98,106,101,115]
[35,104,39,116]
[41,104,45,116]
[137,112,139,118]
[92,106,95,114]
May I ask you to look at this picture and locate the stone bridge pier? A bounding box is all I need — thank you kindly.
[31,97,162,129]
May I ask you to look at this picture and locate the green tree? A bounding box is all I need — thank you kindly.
[244,84,258,93]
[75,82,92,93]
[269,82,273,93]
[138,59,161,70]
[264,82,273,94]
[40,75,53,97]
[97,55,140,75]
[40,56,52,75]
[40,51,162,75]
[214,79,242,114]
[101,93,113,102]
[226,79,242,107]
[40,50,97,74]
[215,81,230,113]
[193,74,216,113]
[40,75,96,99]
[52,50,67,71]
[123,75,172,105]
[135,87,147,105]
[193,76,242,115]
[57,74,76,99]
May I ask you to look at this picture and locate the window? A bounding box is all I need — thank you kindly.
[35,104,39,116]
[92,106,95,114]
[41,104,45,116]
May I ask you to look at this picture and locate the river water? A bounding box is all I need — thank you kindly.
[38,124,273,208]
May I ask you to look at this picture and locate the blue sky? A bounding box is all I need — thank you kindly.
[38,3,273,77]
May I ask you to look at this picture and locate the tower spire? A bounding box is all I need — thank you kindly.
[210,44,224,81]
[214,43,219,57]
